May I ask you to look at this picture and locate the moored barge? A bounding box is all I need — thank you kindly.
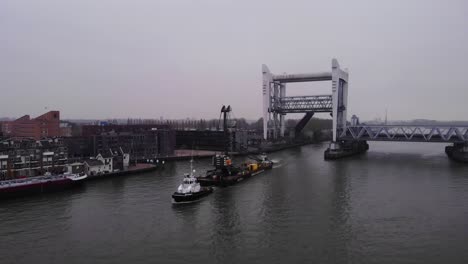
[0,173,87,199]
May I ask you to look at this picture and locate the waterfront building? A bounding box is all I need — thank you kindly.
[0,111,60,140]
[78,124,175,161]
[83,159,106,176]
[66,162,85,174]
[59,122,73,137]
[175,129,263,152]
[96,152,114,173]
[82,149,130,176]
[0,137,68,179]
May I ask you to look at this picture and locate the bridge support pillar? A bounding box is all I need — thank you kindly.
[445,143,468,163]
[324,141,369,160]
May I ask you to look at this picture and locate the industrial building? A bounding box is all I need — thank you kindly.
[65,124,176,161]
[0,111,61,140]
[175,129,264,152]
[81,124,170,137]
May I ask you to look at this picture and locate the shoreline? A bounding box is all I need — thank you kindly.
[84,163,159,181]
[163,139,323,161]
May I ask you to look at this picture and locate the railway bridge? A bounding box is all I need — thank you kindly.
[262,59,468,161]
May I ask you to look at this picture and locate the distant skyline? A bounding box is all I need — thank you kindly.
[2,0,468,121]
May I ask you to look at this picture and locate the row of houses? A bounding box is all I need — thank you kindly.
[0,138,69,179]
[0,137,131,180]
[68,148,130,177]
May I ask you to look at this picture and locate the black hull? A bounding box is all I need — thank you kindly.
[0,180,84,199]
[197,164,272,187]
[172,188,213,203]
[197,174,248,187]
[446,146,468,163]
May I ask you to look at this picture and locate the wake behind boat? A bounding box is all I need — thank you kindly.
[247,153,274,176]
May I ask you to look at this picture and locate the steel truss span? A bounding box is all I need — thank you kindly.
[262,59,347,140]
[340,125,468,143]
[272,95,333,114]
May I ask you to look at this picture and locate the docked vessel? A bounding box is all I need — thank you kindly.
[172,159,213,203]
[0,172,88,199]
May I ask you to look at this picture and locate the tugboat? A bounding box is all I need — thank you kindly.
[172,159,213,203]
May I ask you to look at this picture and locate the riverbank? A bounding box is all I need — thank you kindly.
[165,139,318,161]
[163,150,218,161]
[0,163,161,200]
[85,163,159,181]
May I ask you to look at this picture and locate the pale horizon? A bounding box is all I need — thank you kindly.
[2,0,468,121]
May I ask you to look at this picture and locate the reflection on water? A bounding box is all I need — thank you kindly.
[1,142,468,264]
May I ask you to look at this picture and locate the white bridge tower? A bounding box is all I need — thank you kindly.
[262,59,349,147]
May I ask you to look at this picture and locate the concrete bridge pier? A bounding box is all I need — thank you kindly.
[445,143,468,163]
[324,140,369,160]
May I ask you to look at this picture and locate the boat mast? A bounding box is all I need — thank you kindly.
[190,148,194,177]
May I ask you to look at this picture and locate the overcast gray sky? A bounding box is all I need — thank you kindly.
[1,0,467,121]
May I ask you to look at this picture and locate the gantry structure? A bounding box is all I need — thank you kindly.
[262,59,348,144]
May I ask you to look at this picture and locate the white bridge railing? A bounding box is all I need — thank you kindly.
[339,125,468,143]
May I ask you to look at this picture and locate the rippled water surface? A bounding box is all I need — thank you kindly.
[1,142,468,264]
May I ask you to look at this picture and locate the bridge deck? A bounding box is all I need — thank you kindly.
[271,95,333,114]
[339,125,468,143]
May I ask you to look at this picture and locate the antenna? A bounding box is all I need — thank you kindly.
[385,108,388,125]
[190,144,194,176]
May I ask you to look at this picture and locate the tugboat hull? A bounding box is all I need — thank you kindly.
[172,187,213,203]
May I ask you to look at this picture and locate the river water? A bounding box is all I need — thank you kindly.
[1,142,468,264]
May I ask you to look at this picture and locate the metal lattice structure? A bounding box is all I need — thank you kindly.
[262,61,468,160]
[339,125,468,143]
[262,59,348,140]
[271,95,333,114]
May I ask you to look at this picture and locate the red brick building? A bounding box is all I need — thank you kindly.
[1,111,60,139]
[0,121,13,136]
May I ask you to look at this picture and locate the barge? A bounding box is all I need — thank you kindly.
[0,173,87,199]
